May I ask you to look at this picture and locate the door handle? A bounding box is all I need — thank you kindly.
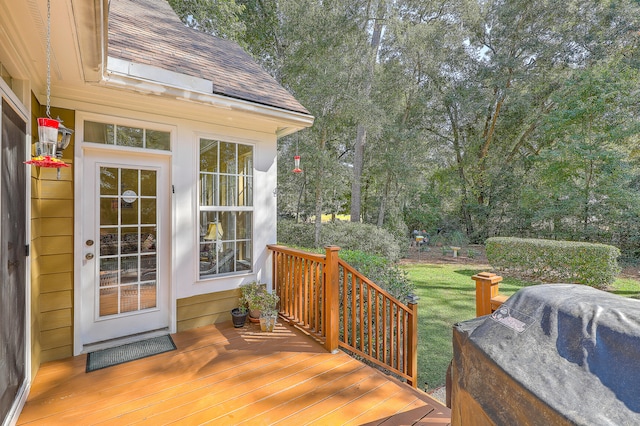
[85,253,94,260]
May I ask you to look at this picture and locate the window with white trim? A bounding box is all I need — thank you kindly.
[199,139,253,278]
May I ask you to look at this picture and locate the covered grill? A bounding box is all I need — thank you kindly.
[450,284,640,425]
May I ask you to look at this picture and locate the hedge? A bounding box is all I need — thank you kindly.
[486,237,620,289]
[277,220,403,262]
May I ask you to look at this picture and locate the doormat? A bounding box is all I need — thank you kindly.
[86,335,176,372]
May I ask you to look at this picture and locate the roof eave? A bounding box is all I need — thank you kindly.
[102,58,314,132]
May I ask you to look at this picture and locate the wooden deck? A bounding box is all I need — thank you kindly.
[18,321,450,425]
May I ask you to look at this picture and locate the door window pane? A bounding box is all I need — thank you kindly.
[140,170,156,196]
[146,129,170,150]
[85,121,170,151]
[98,167,158,316]
[85,121,114,145]
[117,126,144,148]
[141,199,156,224]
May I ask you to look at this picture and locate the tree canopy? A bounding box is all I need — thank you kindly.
[170,0,640,258]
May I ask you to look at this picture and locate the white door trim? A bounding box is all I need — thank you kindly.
[73,113,176,355]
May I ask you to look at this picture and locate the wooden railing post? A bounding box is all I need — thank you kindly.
[473,272,503,317]
[406,295,419,388]
[324,246,340,353]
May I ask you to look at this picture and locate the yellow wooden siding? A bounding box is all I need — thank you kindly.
[38,236,73,256]
[40,309,73,331]
[39,199,74,218]
[30,103,76,371]
[38,181,73,201]
[39,290,72,312]
[176,289,241,332]
[39,271,72,293]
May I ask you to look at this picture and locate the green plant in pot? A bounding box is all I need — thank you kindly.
[257,291,279,332]
[240,281,267,323]
[230,304,248,328]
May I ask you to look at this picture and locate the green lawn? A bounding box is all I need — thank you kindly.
[402,263,640,392]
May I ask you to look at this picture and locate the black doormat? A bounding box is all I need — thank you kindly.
[86,335,176,372]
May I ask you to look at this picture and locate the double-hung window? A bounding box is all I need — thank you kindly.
[199,139,253,278]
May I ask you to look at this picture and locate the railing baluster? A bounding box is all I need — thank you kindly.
[350,273,356,348]
[402,310,407,371]
[306,259,311,328]
[382,296,387,365]
[390,301,395,368]
[306,260,310,327]
[314,260,320,332]
[341,264,346,343]
[358,278,365,351]
[367,285,372,356]
[396,305,401,370]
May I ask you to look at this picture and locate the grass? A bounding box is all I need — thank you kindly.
[402,263,640,392]
[609,276,640,299]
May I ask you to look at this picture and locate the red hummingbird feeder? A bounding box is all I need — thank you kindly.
[293,155,302,173]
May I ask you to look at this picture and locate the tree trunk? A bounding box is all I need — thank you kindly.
[351,125,366,222]
[447,103,474,236]
[350,1,386,223]
[314,129,327,246]
[377,174,391,227]
[583,158,594,232]
[477,69,512,205]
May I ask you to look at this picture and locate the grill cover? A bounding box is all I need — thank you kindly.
[450,284,640,425]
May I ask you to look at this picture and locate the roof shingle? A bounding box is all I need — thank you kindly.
[108,0,309,115]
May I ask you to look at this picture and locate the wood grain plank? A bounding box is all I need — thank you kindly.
[18,322,450,425]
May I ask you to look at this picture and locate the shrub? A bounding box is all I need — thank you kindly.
[486,237,620,289]
[339,250,415,302]
[277,220,316,248]
[278,220,402,262]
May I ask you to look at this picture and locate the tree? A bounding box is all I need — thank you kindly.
[167,0,246,42]
[526,61,640,241]
[169,0,640,259]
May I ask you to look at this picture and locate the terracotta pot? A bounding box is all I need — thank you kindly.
[248,310,261,322]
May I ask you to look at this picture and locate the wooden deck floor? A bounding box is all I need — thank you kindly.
[18,321,451,425]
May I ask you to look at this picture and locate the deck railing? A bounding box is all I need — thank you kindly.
[268,244,418,387]
[473,272,509,316]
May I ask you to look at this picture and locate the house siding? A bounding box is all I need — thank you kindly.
[176,289,241,332]
[30,101,75,372]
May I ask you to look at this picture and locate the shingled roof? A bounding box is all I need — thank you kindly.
[107,0,309,115]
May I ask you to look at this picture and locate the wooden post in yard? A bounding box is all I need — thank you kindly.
[407,295,419,388]
[324,246,341,353]
[473,272,503,317]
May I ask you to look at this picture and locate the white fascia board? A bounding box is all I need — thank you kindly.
[108,57,213,94]
[104,56,314,131]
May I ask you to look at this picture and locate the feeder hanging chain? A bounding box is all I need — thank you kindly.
[46,0,51,118]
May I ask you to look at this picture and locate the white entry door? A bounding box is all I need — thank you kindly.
[80,150,170,347]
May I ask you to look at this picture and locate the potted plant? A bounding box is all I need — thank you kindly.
[257,291,279,332]
[230,305,248,328]
[240,281,267,323]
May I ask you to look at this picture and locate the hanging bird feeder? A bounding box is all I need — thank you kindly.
[25,0,73,176]
[293,155,302,173]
